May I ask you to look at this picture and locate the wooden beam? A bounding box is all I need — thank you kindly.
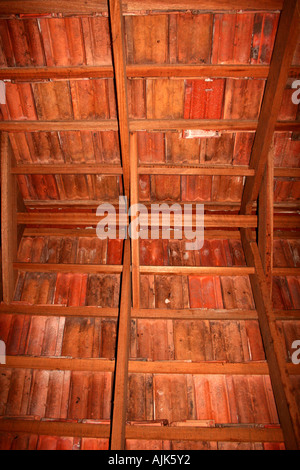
[127,64,300,79]
[0,65,299,81]
[240,0,300,214]
[0,420,111,440]
[0,419,284,444]
[17,212,258,228]
[22,227,245,240]
[12,165,123,175]
[1,356,115,372]
[274,215,300,228]
[128,361,271,375]
[111,239,132,450]
[0,120,298,133]
[0,121,119,132]
[138,165,255,176]
[1,133,25,303]
[13,263,123,274]
[139,266,255,276]
[130,120,300,132]
[3,354,298,376]
[130,133,140,309]
[258,146,274,296]
[0,66,114,80]
[0,1,285,15]
[273,268,300,276]
[125,424,284,443]
[108,0,130,200]
[131,308,259,320]
[274,168,300,178]
[0,304,119,317]
[241,230,300,450]
[0,303,298,321]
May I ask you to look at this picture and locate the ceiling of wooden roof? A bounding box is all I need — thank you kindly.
[0,0,299,452]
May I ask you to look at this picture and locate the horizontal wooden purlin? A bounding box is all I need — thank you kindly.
[22,227,245,241]
[15,264,256,276]
[274,231,300,239]
[12,165,123,175]
[128,361,272,375]
[17,212,300,230]
[274,310,300,320]
[132,308,259,320]
[21,200,299,213]
[17,212,257,228]
[138,165,255,176]
[0,66,114,80]
[127,64,300,79]
[130,120,300,132]
[0,303,119,317]
[273,268,300,276]
[274,168,300,178]
[5,355,300,376]
[0,120,299,133]
[0,0,109,14]
[0,303,297,321]
[0,420,111,440]
[1,356,115,372]
[125,425,284,443]
[139,266,255,276]
[274,215,300,228]
[17,212,124,226]
[0,419,283,444]
[23,201,244,210]
[13,263,123,274]
[1,65,299,81]
[0,0,285,15]
[0,121,119,132]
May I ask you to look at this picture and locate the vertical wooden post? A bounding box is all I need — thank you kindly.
[110,239,131,450]
[130,132,140,309]
[258,145,274,299]
[1,133,25,303]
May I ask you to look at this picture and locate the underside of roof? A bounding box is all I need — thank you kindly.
[0,0,299,451]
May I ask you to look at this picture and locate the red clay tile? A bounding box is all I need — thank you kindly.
[212,14,254,64]
[189,276,223,309]
[251,13,279,64]
[224,79,265,120]
[137,132,165,163]
[169,13,213,65]
[184,79,225,119]
[233,132,255,165]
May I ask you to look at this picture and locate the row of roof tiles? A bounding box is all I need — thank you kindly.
[1,13,298,67]
[9,131,300,167]
[0,77,297,121]
[0,368,279,425]
[15,174,299,203]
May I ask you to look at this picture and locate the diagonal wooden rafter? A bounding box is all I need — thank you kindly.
[241,229,300,450]
[240,0,300,215]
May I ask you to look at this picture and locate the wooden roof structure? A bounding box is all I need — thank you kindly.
[0,0,299,450]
